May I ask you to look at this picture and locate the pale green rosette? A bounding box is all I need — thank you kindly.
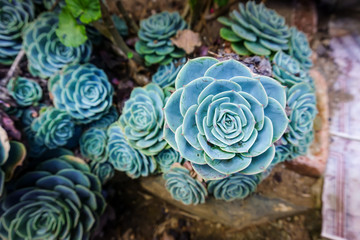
[153,147,183,173]
[7,77,42,107]
[288,27,313,70]
[152,58,186,88]
[80,127,108,162]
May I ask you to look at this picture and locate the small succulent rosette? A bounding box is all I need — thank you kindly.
[90,161,115,184]
[0,0,34,65]
[153,147,183,173]
[7,77,42,107]
[49,63,114,124]
[152,58,186,88]
[164,165,208,205]
[288,27,313,70]
[88,105,119,129]
[135,11,187,65]
[270,144,291,166]
[23,13,92,78]
[288,130,314,159]
[0,155,106,240]
[80,127,108,162]
[119,83,168,156]
[107,123,156,179]
[218,1,289,56]
[164,57,288,180]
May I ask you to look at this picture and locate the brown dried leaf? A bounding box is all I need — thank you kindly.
[171,29,202,54]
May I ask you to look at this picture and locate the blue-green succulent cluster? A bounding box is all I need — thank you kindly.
[135,11,187,66]
[152,58,186,88]
[0,155,106,240]
[164,166,207,205]
[7,77,42,107]
[289,27,313,70]
[49,63,114,124]
[0,0,34,65]
[153,148,183,173]
[107,123,156,179]
[88,106,119,129]
[90,161,115,184]
[23,13,92,78]
[119,83,167,156]
[164,57,288,180]
[80,127,108,162]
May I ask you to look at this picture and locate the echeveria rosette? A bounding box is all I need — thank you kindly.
[164,57,289,180]
[7,77,42,107]
[31,107,75,149]
[88,105,119,129]
[49,63,114,124]
[288,27,313,70]
[164,166,207,205]
[23,13,92,78]
[153,147,183,173]
[207,173,261,201]
[80,127,108,162]
[218,1,289,56]
[119,83,167,156]
[288,129,314,160]
[0,0,34,65]
[135,11,187,66]
[271,144,291,166]
[107,123,156,179]
[0,155,106,240]
[90,161,115,184]
[152,58,186,88]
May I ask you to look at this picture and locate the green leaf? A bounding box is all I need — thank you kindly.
[127,52,133,59]
[215,0,229,7]
[65,0,101,24]
[56,7,88,47]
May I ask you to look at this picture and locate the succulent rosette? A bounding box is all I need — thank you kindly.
[135,11,187,66]
[164,166,207,205]
[288,27,313,70]
[88,105,119,129]
[0,155,106,240]
[119,83,167,156]
[90,161,115,184]
[271,144,291,166]
[7,77,42,107]
[49,63,114,124]
[153,147,183,173]
[0,0,34,65]
[23,13,92,78]
[164,57,288,180]
[80,127,108,162]
[107,123,156,179]
[207,173,261,201]
[31,107,75,149]
[288,129,314,159]
[218,1,289,56]
[152,58,186,88]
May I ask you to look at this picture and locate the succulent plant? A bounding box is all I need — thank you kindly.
[164,57,288,180]
[218,1,289,56]
[0,155,106,240]
[152,58,186,88]
[7,77,42,107]
[153,147,183,173]
[107,123,156,179]
[288,129,314,159]
[135,11,187,66]
[23,13,92,78]
[119,83,167,156]
[288,27,313,70]
[49,63,114,124]
[0,0,34,65]
[88,105,119,129]
[164,166,207,205]
[80,127,108,162]
[207,173,261,201]
[272,51,312,87]
[31,107,75,149]
[271,144,291,166]
[90,161,115,184]
[112,15,129,37]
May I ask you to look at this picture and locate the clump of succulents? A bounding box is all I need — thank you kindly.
[218,1,289,56]
[153,148,183,173]
[119,83,167,156]
[164,57,288,180]
[288,27,313,70]
[7,77,42,107]
[90,161,115,184]
[88,105,119,129]
[0,0,34,65]
[135,11,187,65]
[80,127,108,162]
[207,173,261,201]
[107,123,156,179]
[0,155,106,240]
[164,165,207,205]
[23,13,92,78]
[49,63,113,124]
[152,58,186,88]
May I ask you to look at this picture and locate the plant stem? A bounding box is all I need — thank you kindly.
[115,0,139,34]
[205,0,238,21]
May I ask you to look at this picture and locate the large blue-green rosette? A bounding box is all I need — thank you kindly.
[153,148,183,173]
[288,27,313,70]
[218,1,289,56]
[207,173,261,201]
[80,127,108,162]
[49,63,114,124]
[0,155,106,240]
[0,0,34,65]
[119,83,167,156]
[164,166,207,205]
[152,58,186,88]
[23,13,92,78]
[107,123,156,179]
[7,77,42,107]
[164,57,289,180]
[135,11,187,66]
